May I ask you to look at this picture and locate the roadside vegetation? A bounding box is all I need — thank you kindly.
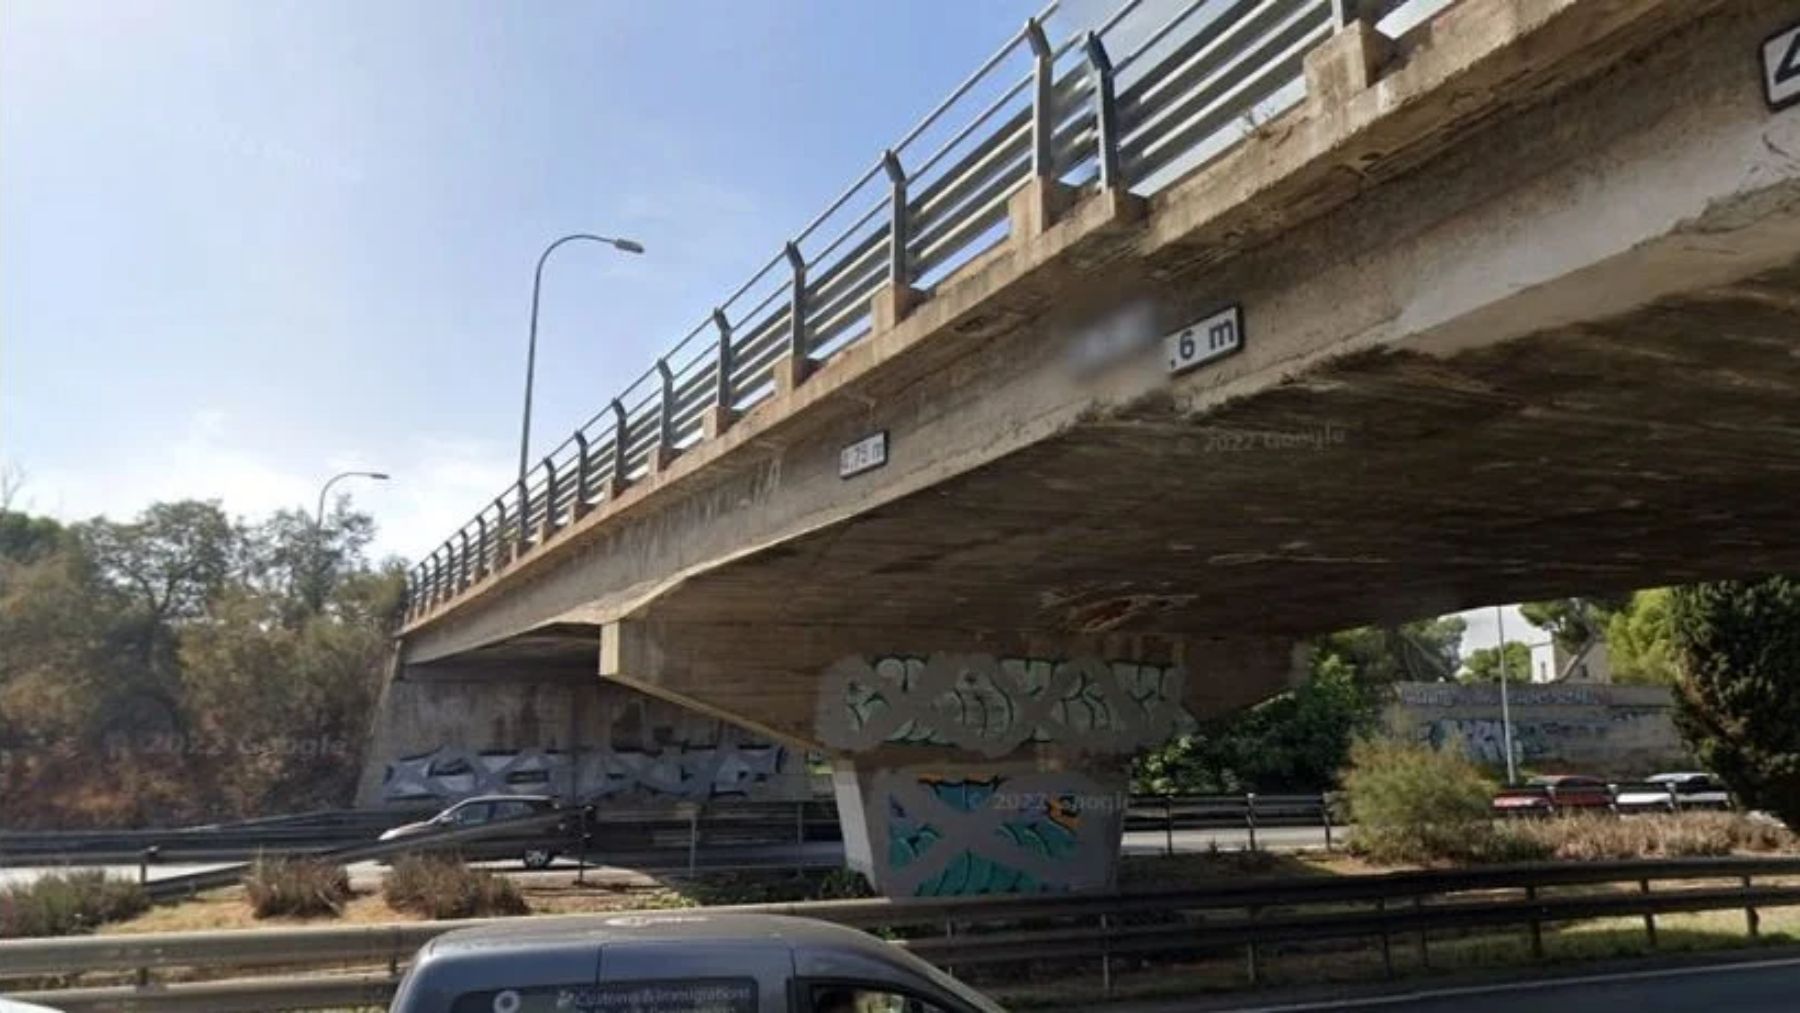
[242,857,352,918]
[0,499,403,829]
[0,870,150,938]
[382,855,529,919]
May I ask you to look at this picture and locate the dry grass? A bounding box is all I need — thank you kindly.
[242,858,351,919]
[1498,812,1794,861]
[382,855,528,919]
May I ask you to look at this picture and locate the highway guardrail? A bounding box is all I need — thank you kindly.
[7,855,1799,1010]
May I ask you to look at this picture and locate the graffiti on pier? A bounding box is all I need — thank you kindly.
[818,653,1194,757]
[877,770,1115,896]
[382,736,786,804]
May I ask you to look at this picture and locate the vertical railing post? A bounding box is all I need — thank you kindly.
[493,496,507,561]
[1026,17,1055,182]
[474,514,488,578]
[457,531,473,590]
[493,496,509,563]
[784,241,807,358]
[573,431,591,517]
[656,358,675,452]
[1164,795,1175,856]
[881,150,910,290]
[1641,878,1658,947]
[514,478,530,549]
[713,309,735,408]
[1083,33,1120,190]
[541,455,559,534]
[610,399,629,484]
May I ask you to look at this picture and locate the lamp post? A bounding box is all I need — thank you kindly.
[311,471,388,609]
[519,233,645,485]
[1495,605,1518,785]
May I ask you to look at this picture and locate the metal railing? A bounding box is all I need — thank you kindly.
[8,855,1798,1011]
[403,0,1412,618]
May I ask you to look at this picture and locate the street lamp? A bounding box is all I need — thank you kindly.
[309,470,389,610]
[519,233,645,484]
[315,470,390,530]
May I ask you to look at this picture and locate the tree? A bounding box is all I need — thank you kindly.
[1670,577,1800,828]
[1313,616,1467,684]
[1607,588,1679,686]
[1460,641,1532,683]
[1519,596,1629,654]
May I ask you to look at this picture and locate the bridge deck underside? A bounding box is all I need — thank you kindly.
[618,260,1800,641]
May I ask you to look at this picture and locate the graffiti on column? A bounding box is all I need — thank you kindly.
[878,770,1116,896]
[382,738,786,804]
[818,653,1194,757]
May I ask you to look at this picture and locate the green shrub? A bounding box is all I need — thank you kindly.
[0,871,151,938]
[243,858,351,919]
[1341,734,1503,863]
[383,855,528,919]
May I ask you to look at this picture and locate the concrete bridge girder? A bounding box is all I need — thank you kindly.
[385,0,1800,896]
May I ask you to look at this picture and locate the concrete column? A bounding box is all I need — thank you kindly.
[834,755,1128,896]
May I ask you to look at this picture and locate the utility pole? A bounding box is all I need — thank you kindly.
[1495,605,1518,785]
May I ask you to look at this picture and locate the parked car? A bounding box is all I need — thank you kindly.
[1614,772,1732,812]
[378,794,566,869]
[1491,775,1614,817]
[388,911,1006,1013]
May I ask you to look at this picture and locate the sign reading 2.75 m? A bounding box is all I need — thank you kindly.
[1165,304,1244,376]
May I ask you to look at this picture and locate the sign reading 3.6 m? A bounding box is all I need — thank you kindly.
[1165,304,1243,376]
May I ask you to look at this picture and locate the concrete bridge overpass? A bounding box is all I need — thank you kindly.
[375,0,1800,895]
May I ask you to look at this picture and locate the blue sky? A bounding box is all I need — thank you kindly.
[3,0,1072,559]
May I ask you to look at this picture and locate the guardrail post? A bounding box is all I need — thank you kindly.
[1100,912,1113,995]
[1164,795,1175,856]
[687,805,700,874]
[572,431,593,520]
[1525,884,1544,959]
[873,150,920,331]
[1743,874,1761,937]
[492,495,510,568]
[1414,896,1429,968]
[1245,905,1261,984]
[514,477,530,554]
[1083,33,1120,190]
[540,456,559,538]
[650,358,676,474]
[610,399,629,493]
[1640,878,1657,947]
[457,531,473,589]
[1377,896,1394,978]
[577,805,590,886]
[776,242,810,395]
[1245,792,1259,851]
[1321,791,1334,851]
[705,308,736,439]
[794,800,807,877]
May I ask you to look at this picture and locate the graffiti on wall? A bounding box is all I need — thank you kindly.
[875,770,1117,896]
[382,736,787,804]
[818,653,1194,757]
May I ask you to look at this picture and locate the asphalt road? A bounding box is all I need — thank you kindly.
[1113,954,1800,1012]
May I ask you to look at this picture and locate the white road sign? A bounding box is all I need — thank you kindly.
[1164,304,1244,376]
[1763,23,1800,111]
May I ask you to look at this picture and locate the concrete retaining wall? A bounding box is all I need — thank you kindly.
[1386,681,1687,776]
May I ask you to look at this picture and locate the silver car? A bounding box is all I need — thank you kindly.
[388,912,1006,1013]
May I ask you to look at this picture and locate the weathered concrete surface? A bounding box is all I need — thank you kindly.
[1387,681,1686,775]
[355,658,811,808]
[397,1,1800,761]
